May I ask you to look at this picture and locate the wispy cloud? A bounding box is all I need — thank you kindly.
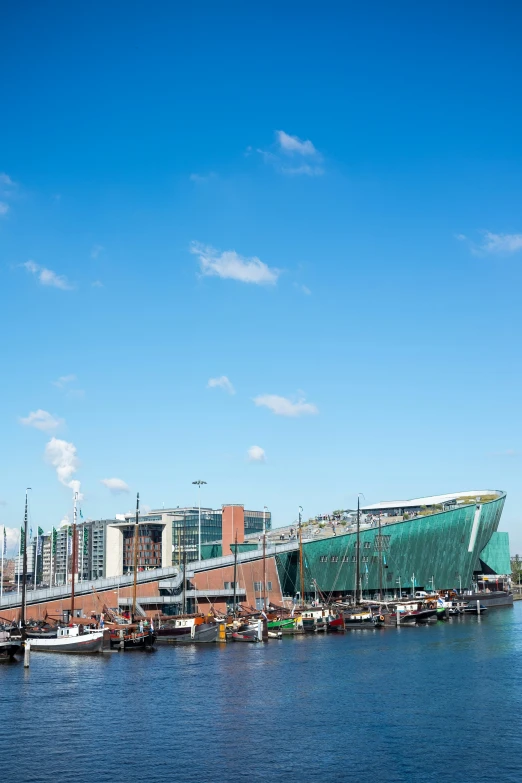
[91,244,104,259]
[190,172,217,183]
[52,374,77,389]
[100,477,130,494]
[294,282,311,295]
[247,445,266,462]
[190,242,280,285]
[257,130,324,176]
[45,437,81,496]
[52,374,84,399]
[21,260,74,290]
[458,230,522,255]
[479,231,522,254]
[281,164,324,177]
[92,280,104,288]
[208,375,235,394]
[20,409,64,432]
[0,172,17,214]
[253,394,319,417]
[491,449,519,457]
[276,130,317,157]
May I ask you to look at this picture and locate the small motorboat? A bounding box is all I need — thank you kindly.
[231,623,259,642]
[25,624,58,639]
[267,630,283,639]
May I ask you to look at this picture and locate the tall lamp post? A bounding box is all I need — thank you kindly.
[192,480,207,561]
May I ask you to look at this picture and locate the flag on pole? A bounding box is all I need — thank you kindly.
[83,526,89,556]
[67,526,73,555]
[20,526,25,555]
[3,527,6,557]
[51,527,57,554]
[37,527,44,556]
[80,509,83,519]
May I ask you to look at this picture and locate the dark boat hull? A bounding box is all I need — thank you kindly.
[0,641,22,660]
[110,631,156,649]
[158,624,218,644]
[463,591,512,608]
[176,625,218,644]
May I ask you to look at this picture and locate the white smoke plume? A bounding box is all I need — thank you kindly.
[45,437,82,498]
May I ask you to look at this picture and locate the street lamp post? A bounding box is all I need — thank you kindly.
[192,480,207,561]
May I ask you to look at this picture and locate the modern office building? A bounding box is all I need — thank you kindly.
[123,504,272,565]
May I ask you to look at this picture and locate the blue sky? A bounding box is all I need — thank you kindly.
[1,2,522,553]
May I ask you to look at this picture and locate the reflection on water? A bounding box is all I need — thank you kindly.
[2,606,522,783]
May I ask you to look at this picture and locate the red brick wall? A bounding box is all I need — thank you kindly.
[221,505,245,555]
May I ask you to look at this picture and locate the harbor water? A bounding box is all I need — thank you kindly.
[2,604,522,783]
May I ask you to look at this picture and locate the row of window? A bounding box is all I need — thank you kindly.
[319,555,377,564]
[253,581,273,591]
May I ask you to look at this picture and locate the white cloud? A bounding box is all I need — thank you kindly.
[21,260,74,291]
[190,242,280,285]
[276,130,317,157]
[294,283,311,295]
[207,375,235,394]
[248,445,266,462]
[257,131,324,176]
[45,437,81,496]
[92,280,104,288]
[100,477,130,494]
[479,231,522,254]
[91,244,104,259]
[1,526,21,554]
[253,394,319,417]
[20,409,64,432]
[0,202,9,216]
[52,374,77,389]
[0,173,14,187]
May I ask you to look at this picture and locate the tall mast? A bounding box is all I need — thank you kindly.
[378,514,383,602]
[71,491,78,618]
[132,492,139,621]
[298,506,305,608]
[20,488,30,627]
[356,496,361,606]
[182,513,187,615]
[232,530,238,616]
[262,507,267,611]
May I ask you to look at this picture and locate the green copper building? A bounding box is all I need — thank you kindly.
[276,490,509,598]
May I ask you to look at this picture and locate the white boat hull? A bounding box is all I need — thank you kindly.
[29,630,105,653]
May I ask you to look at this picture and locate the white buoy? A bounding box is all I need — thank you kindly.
[24,641,30,668]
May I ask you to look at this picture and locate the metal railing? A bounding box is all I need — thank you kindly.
[0,540,299,609]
